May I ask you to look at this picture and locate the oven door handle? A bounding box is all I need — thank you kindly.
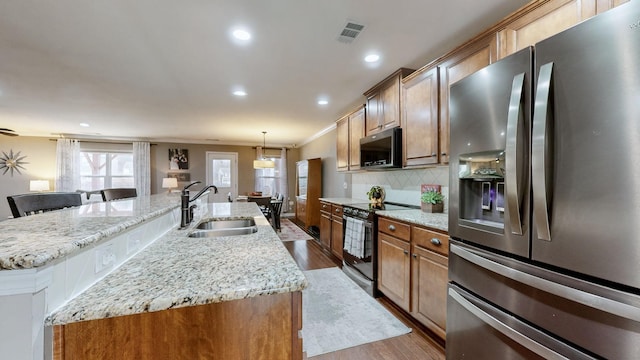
[448,287,570,360]
[342,215,373,228]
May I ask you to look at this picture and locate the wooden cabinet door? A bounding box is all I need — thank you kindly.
[497,0,600,59]
[438,36,497,164]
[380,78,401,130]
[402,66,439,167]
[336,116,349,171]
[296,198,306,226]
[331,216,344,260]
[365,92,381,135]
[320,212,331,249]
[348,107,365,170]
[378,232,411,312]
[411,245,448,340]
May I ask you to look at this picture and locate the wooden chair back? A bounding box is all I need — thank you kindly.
[100,188,137,202]
[7,192,82,218]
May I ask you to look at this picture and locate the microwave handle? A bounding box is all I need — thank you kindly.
[505,72,525,235]
[532,62,554,242]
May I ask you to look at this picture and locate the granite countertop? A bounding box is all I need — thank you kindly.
[319,197,368,205]
[0,194,180,270]
[376,209,449,232]
[45,202,307,326]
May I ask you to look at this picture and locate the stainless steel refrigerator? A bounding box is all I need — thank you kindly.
[447,2,640,358]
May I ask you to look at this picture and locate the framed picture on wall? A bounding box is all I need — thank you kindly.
[169,148,189,170]
[167,172,191,182]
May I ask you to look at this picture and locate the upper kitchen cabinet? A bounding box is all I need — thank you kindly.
[438,35,498,164]
[364,68,414,136]
[402,65,440,167]
[496,0,628,59]
[336,105,365,172]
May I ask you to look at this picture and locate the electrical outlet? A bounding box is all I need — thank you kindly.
[95,244,116,273]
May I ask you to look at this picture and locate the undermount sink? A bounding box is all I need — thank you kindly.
[188,218,258,238]
[196,218,256,230]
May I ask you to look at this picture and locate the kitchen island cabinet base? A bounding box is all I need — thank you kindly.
[52,291,302,360]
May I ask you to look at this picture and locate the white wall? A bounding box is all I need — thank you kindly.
[0,137,57,220]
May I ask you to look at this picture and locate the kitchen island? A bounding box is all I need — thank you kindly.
[0,195,306,359]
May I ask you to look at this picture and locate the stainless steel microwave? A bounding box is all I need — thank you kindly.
[360,127,402,169]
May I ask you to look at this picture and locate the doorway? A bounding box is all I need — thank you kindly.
[205,152,238,203]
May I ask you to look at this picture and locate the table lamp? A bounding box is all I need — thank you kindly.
[162,177,179,193]
[29,180,50,192]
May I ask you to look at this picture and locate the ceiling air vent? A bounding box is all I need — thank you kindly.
[337,21,365,44]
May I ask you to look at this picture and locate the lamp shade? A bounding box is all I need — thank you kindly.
[162,177,178,188]
[253,159,275,169]
[30,180,50,192]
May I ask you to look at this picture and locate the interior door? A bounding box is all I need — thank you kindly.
[205,152,238,203]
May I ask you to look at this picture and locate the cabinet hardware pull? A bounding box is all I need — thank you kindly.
[412,254,417,259]
[389,225,396,231]
[441,152,447,156]
[431,153,437,156]
[430,238,441,246]
[404,250,409,255]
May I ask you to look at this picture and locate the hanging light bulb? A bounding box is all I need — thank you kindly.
[253,131,276,169]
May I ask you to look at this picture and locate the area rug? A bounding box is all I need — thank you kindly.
[278,218,312,241]
[301,267,411,357]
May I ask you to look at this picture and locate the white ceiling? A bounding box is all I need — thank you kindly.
[0,0,529,147]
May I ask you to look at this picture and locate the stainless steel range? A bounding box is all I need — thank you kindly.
[342,202,416,297]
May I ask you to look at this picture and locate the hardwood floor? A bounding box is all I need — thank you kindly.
[283,238,446,360]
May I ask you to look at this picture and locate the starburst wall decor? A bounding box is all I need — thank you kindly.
[0,149,28,176]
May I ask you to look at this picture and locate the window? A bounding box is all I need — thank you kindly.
[255,157,282,196]
[80,151,134,191]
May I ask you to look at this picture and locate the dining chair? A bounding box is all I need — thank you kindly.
[7,192,82,218]
[100,188,137,202]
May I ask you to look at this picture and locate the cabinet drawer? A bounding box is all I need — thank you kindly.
[378,217,410,241]
[331,205,343,220]
[320,201,331,214]
[412,226,449,256]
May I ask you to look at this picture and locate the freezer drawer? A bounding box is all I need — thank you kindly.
[447,284,594,360]
[449,240,640,359]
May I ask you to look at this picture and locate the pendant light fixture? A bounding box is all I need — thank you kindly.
[253,131,275,169]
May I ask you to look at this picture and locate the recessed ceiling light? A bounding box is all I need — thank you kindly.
[79,123,90,127]
[233,90,247,97]
[317,100,329,105]
[232,29,251,41]
[364,54,380,63]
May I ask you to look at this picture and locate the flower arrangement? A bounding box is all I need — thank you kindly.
[421,189,444,213]
[421,190,444,205]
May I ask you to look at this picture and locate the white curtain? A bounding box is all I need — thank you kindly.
[279,147,289,212]
[55,139,80,192]
[133,141,151,196]
[254,146,264,192]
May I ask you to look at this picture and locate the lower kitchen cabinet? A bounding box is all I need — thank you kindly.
[411,245,448,340]
[319,201,344,260]
[378,231,411,312]
[330,205,343,260]
[320,202,332,249]
[377,215,449,340]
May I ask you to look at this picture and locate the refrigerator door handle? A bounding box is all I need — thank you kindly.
[532,62,554,241]
[451,243,640,322]
[506,72,525,235]
[448,287,570,360]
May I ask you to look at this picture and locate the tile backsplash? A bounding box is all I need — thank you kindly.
[352,166,450,212]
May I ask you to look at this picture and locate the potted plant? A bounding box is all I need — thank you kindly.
[367,186,385,206]
[421,190,444,213]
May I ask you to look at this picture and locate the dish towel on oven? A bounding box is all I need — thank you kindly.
[344,217,368,258]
